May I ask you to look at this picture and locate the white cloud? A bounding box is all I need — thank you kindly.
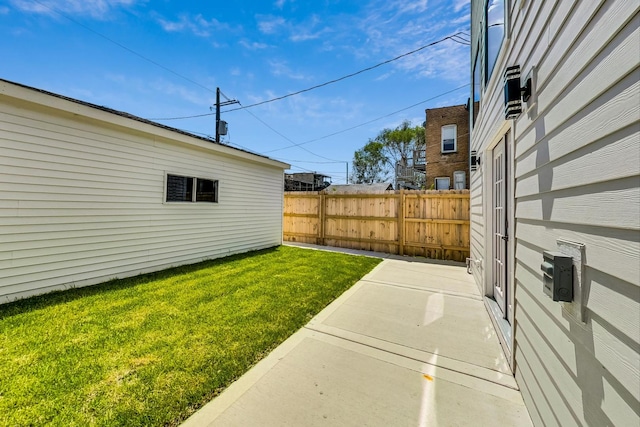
[454,0,470,13]
[396,0,429,14]
[257,15,285,34]
[451,14,470,26]
[0,6,10,14]
[395,40,469,83]
[374,71,396,81]
[105,73,211,106]
[149,79,209,105]
[289,26,328,42]
[269,60,308,80]
[274,0,286,8]
[257,14,330,42]
[334,0,470,84]
[157,13,231,37]
[239,39,269,50]
[210,40,227,49]
[246,90,363,128]
[10,0,139,19]
[288,14,330,42]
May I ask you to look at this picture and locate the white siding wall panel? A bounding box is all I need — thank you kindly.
[516,124,639,197]
[515,177,639,229]
[471,1,640,426]
[515,242,639,397]
[516,220,639,289]
[0,91,286,303]
[538,0,637,103]
[515,1,639,147]
[516,48,639,161]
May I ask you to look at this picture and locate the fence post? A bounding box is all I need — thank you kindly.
[398,190,405,256]
[319,192,325,246]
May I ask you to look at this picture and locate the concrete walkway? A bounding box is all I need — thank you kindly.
[183,244,532,426]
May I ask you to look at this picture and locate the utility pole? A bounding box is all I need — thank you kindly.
[215,88,220,143]
[214,87,239,144]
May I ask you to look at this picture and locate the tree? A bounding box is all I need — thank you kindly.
[374,120,424,169]
[350,140,389,184]
[351,120,425,187]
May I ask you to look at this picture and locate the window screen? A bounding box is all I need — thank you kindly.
[196,178,218,203]
[166,175,193,202]
[166,174,218,203]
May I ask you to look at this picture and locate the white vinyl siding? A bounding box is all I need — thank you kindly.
[0,84,287,303]
[470,1,639,426]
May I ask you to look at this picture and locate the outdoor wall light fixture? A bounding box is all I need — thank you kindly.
[521,77,532,102]
[470,150,481,171]
[504,65,522,119]
[504,65,533,120]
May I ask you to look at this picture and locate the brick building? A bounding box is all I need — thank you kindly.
[424,104,470,190]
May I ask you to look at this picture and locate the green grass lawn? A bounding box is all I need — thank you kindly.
[0,245,381,427]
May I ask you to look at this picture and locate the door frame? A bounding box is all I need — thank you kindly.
[482,123,516,367]
[492,137,507,316]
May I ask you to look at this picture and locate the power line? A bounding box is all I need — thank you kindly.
[148,32,469,121]
[256,84,470,176]
[275,159,346,164]
[31,0,217,97]
[288,165,318,172]
[209,84,470,166]
[162,84,469,164]
[223,32,468,113]
[30,0,467,181]
[236,101,344,163]
[263,84,469,154]
[450,35,471,45]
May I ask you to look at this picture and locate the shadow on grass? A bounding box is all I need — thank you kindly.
[0,246,279,319]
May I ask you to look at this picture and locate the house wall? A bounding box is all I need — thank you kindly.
[0,82,287,304]
[470,1,639,426]
[424,105,470,189]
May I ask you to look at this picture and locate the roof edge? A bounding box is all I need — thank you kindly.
[0,78,290,169]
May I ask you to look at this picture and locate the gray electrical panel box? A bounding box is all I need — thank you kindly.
[218,120,228,136]
[541,251,573,302]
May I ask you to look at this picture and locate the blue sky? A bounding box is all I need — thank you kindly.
[0,0,470,183]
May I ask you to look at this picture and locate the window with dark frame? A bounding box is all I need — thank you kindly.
[195,178,218,202]
[472,47,482,126]
[166,174,218,203]
[486,0,505,84]
[471,0,506,128]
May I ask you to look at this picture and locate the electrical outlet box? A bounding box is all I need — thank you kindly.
[541,251,573,302]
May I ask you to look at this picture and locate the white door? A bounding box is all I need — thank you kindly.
[492,135,509,319]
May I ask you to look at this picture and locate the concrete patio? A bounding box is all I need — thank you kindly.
[182,244,532,426]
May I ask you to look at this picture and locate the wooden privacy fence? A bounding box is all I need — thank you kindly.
[283,190,470,262]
